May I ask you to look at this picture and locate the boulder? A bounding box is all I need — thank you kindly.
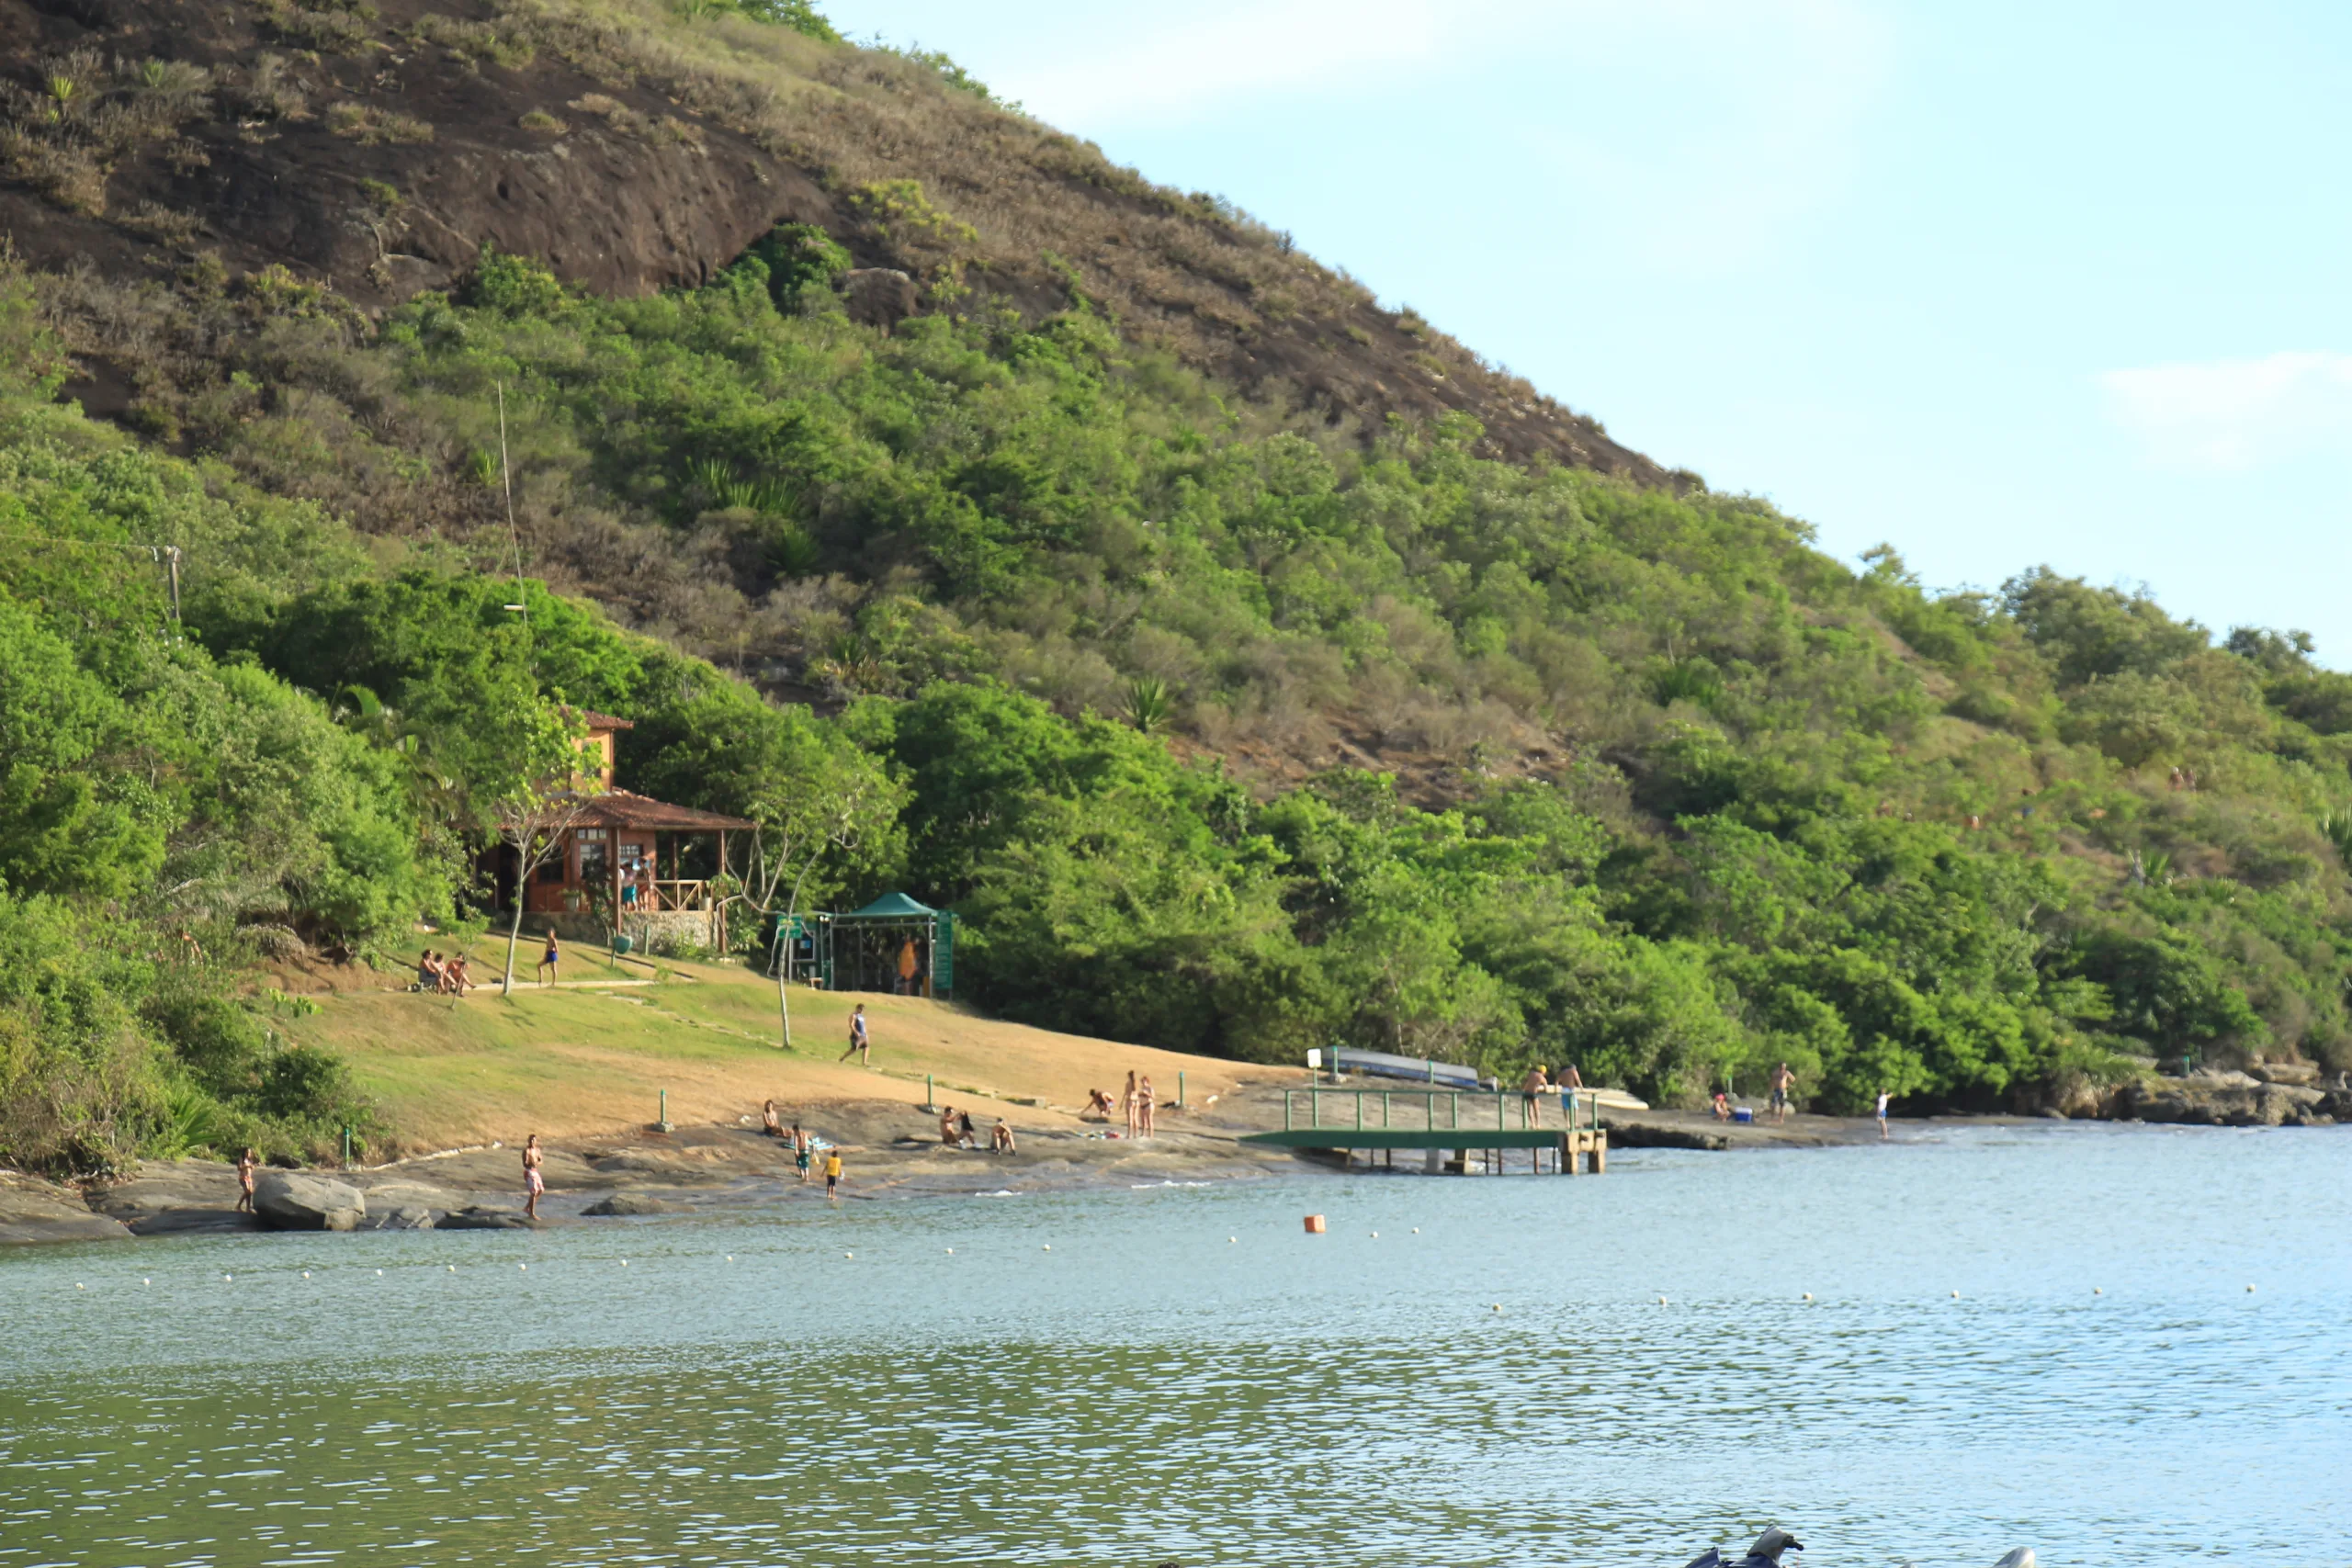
[362,1206,436,1231]
[0,1175,132,1246]
[438,1205,539,1230]
[582,1192,681,1216]
[254,1172,367,1231]
[839,267,918,330]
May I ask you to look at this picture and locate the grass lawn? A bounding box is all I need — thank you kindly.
[279,954,1282,1153]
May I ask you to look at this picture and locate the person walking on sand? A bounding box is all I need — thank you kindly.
[536,931,560,986]
[1770,1061,1795,1122]
[235,1146,258,1213]
[1521,1065,1551,1128]
[1875,1088,1891,1140]
[823,1147,843,1203]
[522,1134,546,1220]
[791,1122,811,1183]
[839,1003,869,1066]
[1122,1070,1138,1138]
[1137,1075,1157,1138]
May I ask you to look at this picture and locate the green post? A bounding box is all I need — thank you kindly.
[658,1088,672,1133]
[1310,1089,1319,1131]
[924,1074,935,1112]
[341,1125,351,1168]
[1284,1091,1294,1133]
[1178,1071,1185,1109]
[1355,1092,1363,1133]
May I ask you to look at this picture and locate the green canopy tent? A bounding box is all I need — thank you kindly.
[812,892,956,998]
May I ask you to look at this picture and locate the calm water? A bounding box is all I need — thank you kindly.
[3,1123,2348,1567]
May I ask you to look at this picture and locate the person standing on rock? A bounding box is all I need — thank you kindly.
[823,1146,843,1203]
[1137,1075,1157,1138]
[235,1147,258,1214]
[523,1134,546,1220]
[791,1122,811,1183]
[1770,1061,1795,1122]
[1122,1070,1139,1138]
[1875,1089,1891,1140]
[840,1003,869,1066]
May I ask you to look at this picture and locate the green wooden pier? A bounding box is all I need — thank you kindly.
[1242,1087,1610,1174]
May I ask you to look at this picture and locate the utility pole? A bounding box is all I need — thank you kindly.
[163,546,182,627]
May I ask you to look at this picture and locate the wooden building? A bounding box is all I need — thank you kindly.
[489,713,755,947]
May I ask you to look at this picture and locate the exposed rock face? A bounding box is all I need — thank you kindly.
[838,267,917,331]
[254,1172,368,1231]
[2105,1076,2334,1127]
[582,1192,681,1216]
[85,1159,257,1235]
[0,1173,131,1245]
[438,1205,539,1229]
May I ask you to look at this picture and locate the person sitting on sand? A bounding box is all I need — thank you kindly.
[956,1110,977,1150]
[1083,1088,1114,1122]
[762,1100,783,1136]
[992,1120,1016,1155]
[235,1146,258,1213]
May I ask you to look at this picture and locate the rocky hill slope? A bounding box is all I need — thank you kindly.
[0,0,1664,477]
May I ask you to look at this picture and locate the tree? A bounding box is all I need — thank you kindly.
[628,683,906,1047]
[480,701,600,997]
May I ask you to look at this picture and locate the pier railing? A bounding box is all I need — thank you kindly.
[1283,1086,1604,1134]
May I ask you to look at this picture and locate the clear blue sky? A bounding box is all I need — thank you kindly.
[823,0,2352,659]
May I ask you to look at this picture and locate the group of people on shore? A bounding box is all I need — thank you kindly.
[1081,1071,1158,1137]
[934,1104,1017,1153]
[413,949,479,996]
[760,1100,845,1196]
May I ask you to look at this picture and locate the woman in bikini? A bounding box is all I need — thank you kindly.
[234,1146,258,1213]
[522,1134,546,1220]
[1137,1076,1156,1138]
[1122,1070,1138,1138]
[762,1099,783,1136]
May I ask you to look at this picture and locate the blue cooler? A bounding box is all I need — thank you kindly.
[1733,1106,1754,1123]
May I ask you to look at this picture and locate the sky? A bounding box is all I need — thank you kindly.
[821,0,2352,660]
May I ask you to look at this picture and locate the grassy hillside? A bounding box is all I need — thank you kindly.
[276,954,1273,1154]
[4,0,2352,1177]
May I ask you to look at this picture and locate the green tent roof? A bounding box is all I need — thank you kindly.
[842,891,937,919]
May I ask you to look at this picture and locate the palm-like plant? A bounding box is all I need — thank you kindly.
[1122,675,1173,735]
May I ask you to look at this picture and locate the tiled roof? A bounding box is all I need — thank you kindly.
[571,790,753,831]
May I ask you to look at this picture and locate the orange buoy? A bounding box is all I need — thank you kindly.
[1303,1214,1327,1234]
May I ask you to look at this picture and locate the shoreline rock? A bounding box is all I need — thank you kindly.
[254,1172,367,1231]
